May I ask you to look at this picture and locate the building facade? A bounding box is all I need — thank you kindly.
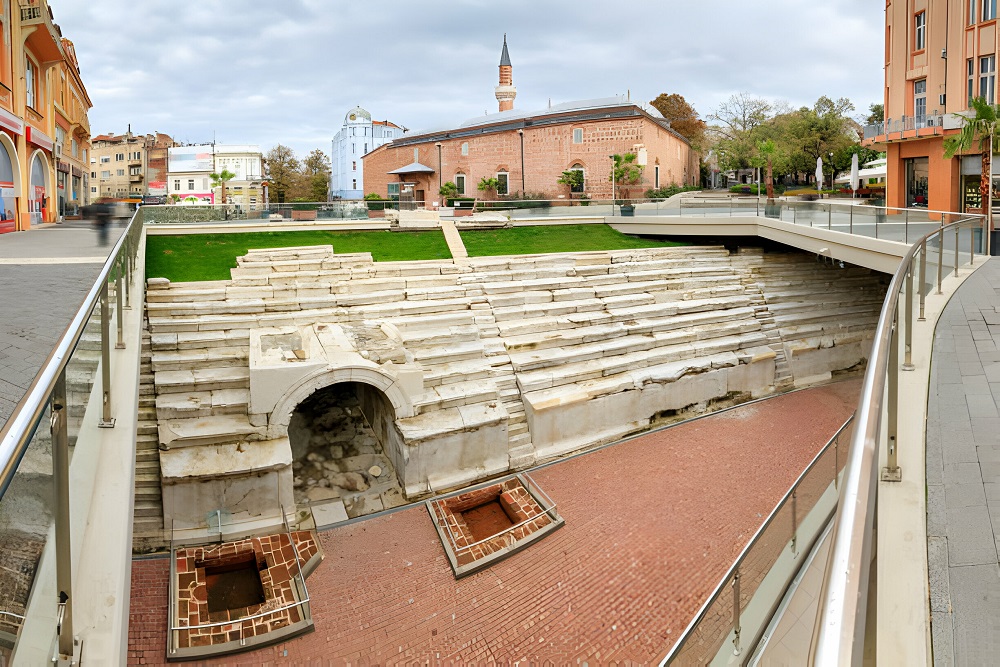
[0,0,92,231]
[865,0,1000,214]
[90,132,177,202]
[330,107,405,199]
[166,143,263,207]
[363,40,696,204]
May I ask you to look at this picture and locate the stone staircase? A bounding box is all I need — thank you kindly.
[142,244,888,510]
[132,327,165,549]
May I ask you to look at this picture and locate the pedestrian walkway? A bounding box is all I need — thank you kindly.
[927,257,1000,665]
[0,220,124,426]
[439,217,468,259]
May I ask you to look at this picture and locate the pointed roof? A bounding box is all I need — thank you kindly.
[499,34,511,67]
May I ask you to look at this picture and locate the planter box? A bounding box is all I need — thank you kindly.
[454,208,474,217]
[291,210,317,221]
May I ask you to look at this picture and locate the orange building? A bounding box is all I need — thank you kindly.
[0,0,91,232]
[363,39,697,204]
[866,0,1000,215]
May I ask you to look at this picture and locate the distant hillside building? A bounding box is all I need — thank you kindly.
[363,39,697,204]
[330,106,405,199]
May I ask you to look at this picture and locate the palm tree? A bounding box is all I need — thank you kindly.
[209,168,237,205]
[944,97,1000,236]
[757,139,777,201]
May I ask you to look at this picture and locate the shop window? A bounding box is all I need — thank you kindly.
[905,157,929,208]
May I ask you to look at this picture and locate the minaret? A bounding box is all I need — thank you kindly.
[495,34,516,113]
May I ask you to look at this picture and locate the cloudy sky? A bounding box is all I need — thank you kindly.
[55,0,884,158]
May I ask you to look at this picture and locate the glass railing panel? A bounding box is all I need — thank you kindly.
[0,404,54,661]
[64,298,102,449]
[668,565,737,665]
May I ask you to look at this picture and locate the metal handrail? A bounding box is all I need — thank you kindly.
[662,415,855,663]
[0,208,141,500]
[810,215,986,664]
[170,596,311,633]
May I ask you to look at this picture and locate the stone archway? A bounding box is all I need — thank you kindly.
[275,371,410,518]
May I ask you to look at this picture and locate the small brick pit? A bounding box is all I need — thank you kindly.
[169,531,320,658]
[429,476,563,577]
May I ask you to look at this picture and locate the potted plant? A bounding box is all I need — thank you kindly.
[364,192,386,218]
[611,153,643,216]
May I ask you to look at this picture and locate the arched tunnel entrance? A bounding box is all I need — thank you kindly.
[289,382,406,518]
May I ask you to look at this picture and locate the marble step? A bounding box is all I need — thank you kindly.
[515,332,768,393]
[410,340,485,365]
[154,367,250,393]
[134,500,162,519]
[150,347,249,372]
[136,448,160,463]
[158,414,265,449]
[155,389,250,420]
[151,330,250,351]
[772,305,881,328]
[397,324,481,347]
[508,443,537,469]
[412,380,499,414]
[422,360,494,388]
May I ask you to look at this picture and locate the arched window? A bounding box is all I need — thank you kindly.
[568,163,585,193]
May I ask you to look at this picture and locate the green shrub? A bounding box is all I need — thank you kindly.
[645,184,701,200]
[364,192,386,211]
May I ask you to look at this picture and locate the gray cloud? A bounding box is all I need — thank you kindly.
[54,0,883,157]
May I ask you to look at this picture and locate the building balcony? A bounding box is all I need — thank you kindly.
[19,0,63,64]
[129,173,143,183]
[861,113,966,147]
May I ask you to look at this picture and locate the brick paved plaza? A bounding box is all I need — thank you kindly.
[128,380,859,665]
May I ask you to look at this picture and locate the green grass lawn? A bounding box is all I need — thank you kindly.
[146,230,452,282]
[459,224,686,257]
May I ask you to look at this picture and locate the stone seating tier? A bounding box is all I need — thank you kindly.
[145,245,887,515]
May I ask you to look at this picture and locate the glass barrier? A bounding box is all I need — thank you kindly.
[664,419,852,664]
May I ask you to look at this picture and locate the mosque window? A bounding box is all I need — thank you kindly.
[461,142,469,155]
[573,128,583,144]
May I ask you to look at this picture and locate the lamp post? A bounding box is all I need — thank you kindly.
[610,154,616,216]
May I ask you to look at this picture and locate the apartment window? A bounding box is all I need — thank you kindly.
[90,171,96,178]
[71,139,78,157]
[914,79,927,121]
[129,166,140,175]
[24,57,35,109]
[971,0,978,24]
[101,155,110,163]
[985,0,998,21]
[915,12,926,51]
[173,179,180,190]
[573,128,583,144]
[982,55,996,103]
[188,179,195,190]
[352,179,357,189]
[655,165,660,189]
[461,142,468,156]
[969,59,976,105]
[364,143,368,153]
[100,170,110,178]
[115,153,124,161]
[496,171,509,195]
[455,173,466,195]
[352,143,355,153]
[90,186,96,193]
[352,161,356,171]
[116,169,125,176]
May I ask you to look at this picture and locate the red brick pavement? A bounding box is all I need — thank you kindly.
[128,380,860,665]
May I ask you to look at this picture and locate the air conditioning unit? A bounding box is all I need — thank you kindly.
[54,144,62,158]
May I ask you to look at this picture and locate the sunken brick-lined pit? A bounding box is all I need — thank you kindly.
[169,531,320,659]
[429,476,563,577]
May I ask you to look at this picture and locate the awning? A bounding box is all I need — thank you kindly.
[387,161,435,175]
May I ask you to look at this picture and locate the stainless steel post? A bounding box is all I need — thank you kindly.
[905,210,909,244]
[903,265,915,371]
[828,204,832,230]
[971,221,976,265]
[99,283,114,428]
[732,569,742,656]
[919,241,927,321]
[51,370,74,659]
[849,207,853,235]
[937,232,944,294]
[124,245,132,310]
[882,314,901,482]
[115,262,124,350]
[954,227,960,277]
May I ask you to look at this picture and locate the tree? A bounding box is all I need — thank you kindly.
[866,103,885,126]
[610,153,644,203]
[439,181,458,200]
[301,149,331,202]
[209,168,236,205]
[757,139,778,201]
[557,169,584,196]
[709,93,774,171]
[650,93,707,148]
[264,144,300,203]
[945,96,1000,229]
